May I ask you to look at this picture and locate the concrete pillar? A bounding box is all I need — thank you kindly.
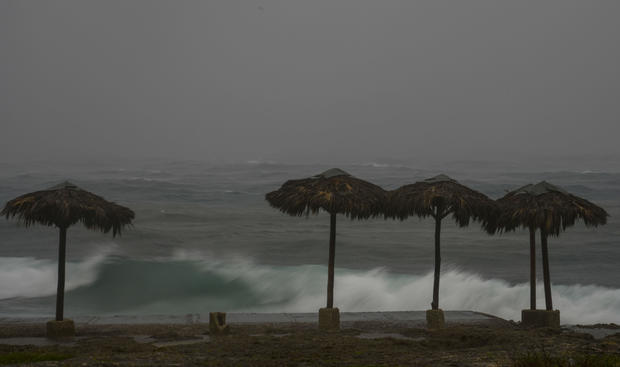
[46,319,75,339]
[426,309,445,329]
[521,310,560,328]
[319,308,340,331]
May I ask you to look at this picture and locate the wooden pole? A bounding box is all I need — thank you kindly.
[529,227,536,310]
[431,216,442,310]
[56,227,67,321]
[541,228,553,311]
[326,212,337,308]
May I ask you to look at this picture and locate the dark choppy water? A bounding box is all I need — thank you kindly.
[0,160,618,324]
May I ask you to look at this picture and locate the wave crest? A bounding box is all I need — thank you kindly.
[0,251,110,299]
[1,254,618,324]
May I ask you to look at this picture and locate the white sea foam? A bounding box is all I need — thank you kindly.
[181,254,620,324]
[2,251,618,324]
[357,162,405,168]
[246,160,277,165]
[0,249,112,299]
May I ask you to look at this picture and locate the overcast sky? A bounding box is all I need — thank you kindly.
[1,1,619,165]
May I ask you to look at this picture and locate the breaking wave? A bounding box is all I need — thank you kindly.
[0,251,110,299]
[1,252,618,324]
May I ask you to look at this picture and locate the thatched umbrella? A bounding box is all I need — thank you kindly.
[494,181,608,311]
[1,181,134,321]
[265,168,386,309]
[386,175,498,311]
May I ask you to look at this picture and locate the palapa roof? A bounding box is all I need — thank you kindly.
[265,168,386,219]
[1,181,134,236]
[386,174,498,227]
[495,181,608,236]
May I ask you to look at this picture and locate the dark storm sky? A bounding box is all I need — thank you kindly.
[1,1,619,164]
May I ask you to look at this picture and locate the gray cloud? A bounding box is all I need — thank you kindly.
[1,1,619,164]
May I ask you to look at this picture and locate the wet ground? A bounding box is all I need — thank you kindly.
[0,310,499,326]
[1,312,618,366]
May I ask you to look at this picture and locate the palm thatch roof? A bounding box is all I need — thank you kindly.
[495,181,608,236]
[265,168,386,219]
[386,174,498,226]
[1,181,134,236]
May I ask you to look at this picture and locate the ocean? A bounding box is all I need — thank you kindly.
[0,159,618,324]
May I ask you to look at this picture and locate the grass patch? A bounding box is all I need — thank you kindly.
[513,350,620,367]
[0,351,73,365]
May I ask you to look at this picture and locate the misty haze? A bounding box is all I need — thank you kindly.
[0,2,619,365]
[2,1,620,166]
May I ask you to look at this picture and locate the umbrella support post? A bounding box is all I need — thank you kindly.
[46,319,75,339]
[319,308,340,331]
[540,231,553,310]
[56,227,67,321]
[529,227,536,310]
[426,309,445,329]
[521,310,560,328]
[326,213,337,309]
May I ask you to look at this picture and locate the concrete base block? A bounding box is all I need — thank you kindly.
[426,309,445,329]
[521,310,560,328]
[318,308,340,331]
[209,312,230,335]
[46,319,75,339]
